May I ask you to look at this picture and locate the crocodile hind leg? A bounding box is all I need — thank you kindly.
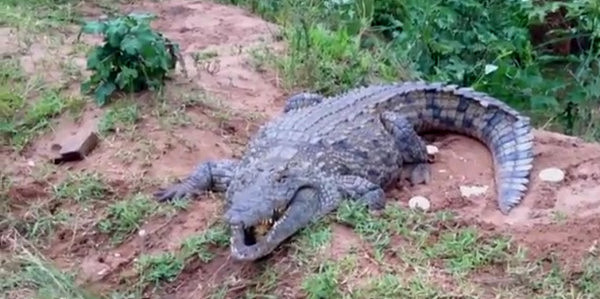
[283,92,324,113]
[380,111,431,186]
[154,159,238,202]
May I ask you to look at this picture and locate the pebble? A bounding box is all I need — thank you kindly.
[138,229,147,237]
[460,185,489,197]
[426,145,439,155]
[408,196,430,211]
[538,167,565,182]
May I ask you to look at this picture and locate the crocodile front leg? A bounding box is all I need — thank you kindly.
[154,159,238,202]
[339,175,387,210]
[283,92,324,113]
[380,111,431,185]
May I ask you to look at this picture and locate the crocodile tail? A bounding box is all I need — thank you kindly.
[397,82,534,214]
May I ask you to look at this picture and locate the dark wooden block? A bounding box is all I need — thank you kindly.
[52,131,99,164]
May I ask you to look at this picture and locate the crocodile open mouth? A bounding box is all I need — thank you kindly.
[243,207,287,246]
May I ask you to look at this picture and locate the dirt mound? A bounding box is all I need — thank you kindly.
[401,129,600,263]
[404,130,600,225]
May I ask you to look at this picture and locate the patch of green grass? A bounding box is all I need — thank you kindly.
[355,274,443,298]
[180,222,230,263]
[551,210,568,223]
[301,260,342,299]
[244,267,280,298]
[152,86,237,133]
[332,200,525,294]
[289,219,332,262]
[192,50,219,62]
[96,193,159,243]
[0,0,81,34]
[225,0,600,140]
[153,98,194,129]
[52,171,112,203]
[98,101,141,135]
[500,255,600,298]
[335,201,391,260]
[335,201,454,261]
[423,228,514,276]
[0,240,97,299]
[136,251,184,286]
[6,202,71,244]
[124,223,231,292]
[0,65,82,151]
[0,172,12,215]
[577,256,600,296]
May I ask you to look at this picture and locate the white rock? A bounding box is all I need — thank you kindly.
[408,196,430,211]
[538,167,565,182]
[138,229,146,237]
[460,185,489,197]
[426,145,439,155]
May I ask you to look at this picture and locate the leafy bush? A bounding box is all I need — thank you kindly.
[226,0,600,140]
[79,13,181,106]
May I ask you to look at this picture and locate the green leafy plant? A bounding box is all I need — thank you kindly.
[79,13,181,106]
[227,0,600,140]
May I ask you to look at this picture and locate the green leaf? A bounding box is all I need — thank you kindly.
[120,35,142,55]
[115,67,139,90]
[566,88,589,104]
[530,95,559,110]
[105,21,128,47]
[85,47,105,70]
[94,82,116,106]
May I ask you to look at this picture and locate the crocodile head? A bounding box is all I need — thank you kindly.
[223,165,328,261]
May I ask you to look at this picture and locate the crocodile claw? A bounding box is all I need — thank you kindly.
[154,184,193,202]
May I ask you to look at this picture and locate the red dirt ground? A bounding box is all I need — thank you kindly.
[3,0,600,298]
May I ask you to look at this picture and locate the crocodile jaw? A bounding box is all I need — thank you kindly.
[228,187,321,261]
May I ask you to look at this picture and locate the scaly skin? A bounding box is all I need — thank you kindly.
[154,81,534,261]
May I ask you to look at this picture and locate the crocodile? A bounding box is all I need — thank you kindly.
[154,81,534,261]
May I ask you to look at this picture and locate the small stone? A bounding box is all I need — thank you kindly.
[408,196,430,211]
[138,229,146,237]
[52,130,99,164]
[27,160,35,167]
[538,167,565,183]
[588,240,598,256]
[426,145,439,155]
[460,185,489,197]
[114,253,121,258]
